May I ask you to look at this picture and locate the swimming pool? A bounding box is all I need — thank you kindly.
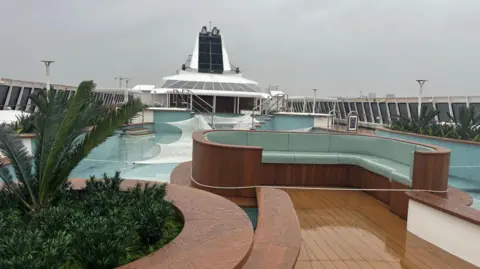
[69,132,183,182]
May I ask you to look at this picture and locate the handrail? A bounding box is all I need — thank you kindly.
[251,94,286,129]
[327,109,336,130]
[171,89,215,128]
[347,111,359,134]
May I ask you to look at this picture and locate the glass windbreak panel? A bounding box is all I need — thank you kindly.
[397,103,409,118]
[355,103,364,121]
[409,103,418,119]
[167,81,187,88]
[161,80,178,88]
[28,88,43,112]
[423,103,435,114]
[339,102,346,118]
[452,103,467,120]
[193,81,205,89]
[317,102,324,113]
[435,103,450,122]
[343,102,350,114]
[203,82,214,90]
[182,81,198,89]
[19,88,32,111]
[470,103,480,118]
[212,82,223,91]
[387,103,398,121]
[8,86,21,109]
[0,85,9,110]
[371,103,380,123]
[379,102,390,124]
[349,102,356,112]
[221,83,234,91]
[363,103,372,122]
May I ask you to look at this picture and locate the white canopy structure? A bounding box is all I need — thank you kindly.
[134,25,272,114]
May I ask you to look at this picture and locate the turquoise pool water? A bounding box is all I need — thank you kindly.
[242,208,258,229]
[69,132,184,182]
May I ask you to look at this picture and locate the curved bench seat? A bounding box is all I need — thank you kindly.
[198,130,451,220]
[205,131,434,188]
[262,151,413,186]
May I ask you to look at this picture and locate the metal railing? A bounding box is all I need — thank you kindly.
[327,109,337,130]
[171,89,215,128]
[346,111,359,134]
[250,94,287,129]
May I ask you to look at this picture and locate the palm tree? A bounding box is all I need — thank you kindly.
[447,105,480,140]
[0,81,144,211]
[390,105,439,133]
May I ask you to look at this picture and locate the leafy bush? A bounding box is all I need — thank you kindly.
[389,104,480,141]
[9,112,36,134]
[0,174,183,269]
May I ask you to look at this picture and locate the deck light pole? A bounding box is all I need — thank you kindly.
[312,88,317,113]
[41,60,54,91]
[124,78,132,103]
[416,80,428,118]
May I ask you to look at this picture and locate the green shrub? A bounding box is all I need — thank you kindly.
[0,174,183,269]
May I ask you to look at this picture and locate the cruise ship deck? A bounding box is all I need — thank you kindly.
[289,189,477,269]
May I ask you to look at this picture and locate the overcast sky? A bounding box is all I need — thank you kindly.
[1,0,479,97]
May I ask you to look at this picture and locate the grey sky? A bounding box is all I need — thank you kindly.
[1,0,479,97]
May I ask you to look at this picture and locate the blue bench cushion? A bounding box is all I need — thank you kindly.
[248,132,289,151]
[288,133,330,152]
[262,151,295,163]
[206,131,248,145]
[390,171,412,186]
[293,152,338,164]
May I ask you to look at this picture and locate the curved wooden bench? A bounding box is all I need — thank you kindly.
[69,179,254,269]
[192,130,453,219]
[243,187,301,269]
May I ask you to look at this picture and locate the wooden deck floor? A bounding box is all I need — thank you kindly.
[286,189,478,269]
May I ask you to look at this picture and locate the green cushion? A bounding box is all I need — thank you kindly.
[293,152,338,164]
[288,133,330,152]
[248,132,289,151]
[390,171,412,186]
[262,151,295,163]
[337,153,363,165]
[205,131,248,145]
[357,156,395,178]
[328,135,374,154]
[376,139,416,166]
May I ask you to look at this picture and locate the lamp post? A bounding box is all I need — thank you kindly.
[124,78,132,103]
[416,80,428,118]
[41,60,54,91]
[312,88,317,113]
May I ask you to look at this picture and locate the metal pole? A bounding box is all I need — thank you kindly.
[313,89,317,113]
[416,80,427,118]
[41,60,54,91]
[125,78,131,103]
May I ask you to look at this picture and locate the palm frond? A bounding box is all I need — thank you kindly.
[0,124,35,207]
[38,81,96,204]
[53,99,144,188]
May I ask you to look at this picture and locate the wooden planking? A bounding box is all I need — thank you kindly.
[287,189,478,269]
